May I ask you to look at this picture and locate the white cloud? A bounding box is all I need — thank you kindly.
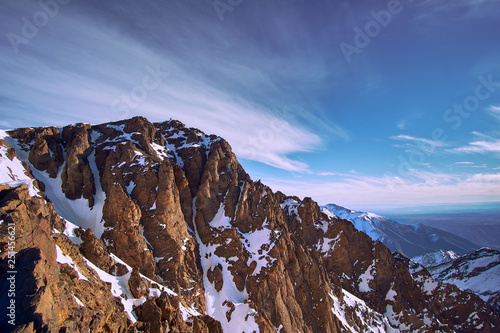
[469,173,500,182]
[449,162,488,168]
[0,3,333,173]
[448,132,500,154]
[447,110,500,154]
[262,170,500,207]
[390,134,447,154]
[317,172,339,176]
[488,105,500,121]
[391,134,447,147]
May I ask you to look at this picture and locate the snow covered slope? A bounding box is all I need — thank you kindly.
[412,250,459,268]
[322,204,479,258]
[417,248,500,312]
[0,130,40,197]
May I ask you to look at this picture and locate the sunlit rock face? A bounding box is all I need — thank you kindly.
[1,117,498,332]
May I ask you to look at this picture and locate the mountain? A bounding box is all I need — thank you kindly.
[412,249,459,268]
[322,204,479,258]
[413,248,500,313]
[386,212,500,251]
[1,117,499,332]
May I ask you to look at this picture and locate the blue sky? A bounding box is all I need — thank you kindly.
[1,0,499,211]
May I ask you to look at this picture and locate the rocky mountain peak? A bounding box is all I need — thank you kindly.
[1,117,499,332]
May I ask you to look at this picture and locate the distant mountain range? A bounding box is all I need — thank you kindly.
[391,212,500,251]
[321,204,479,258]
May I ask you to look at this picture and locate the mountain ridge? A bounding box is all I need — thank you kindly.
[322,203,479,258]
[1,116,498,332]
[413,247,500,313]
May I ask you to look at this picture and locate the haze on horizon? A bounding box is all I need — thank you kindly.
[1,0,499,211]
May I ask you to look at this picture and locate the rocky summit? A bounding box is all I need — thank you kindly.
[0,116,499,332]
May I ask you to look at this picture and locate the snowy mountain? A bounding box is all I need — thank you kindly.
[1,117,499,332]
[414,248,500,312]
[412,249,459,268]
[322,204,479,258]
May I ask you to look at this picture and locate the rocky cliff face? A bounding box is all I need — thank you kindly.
[0,117,499,332]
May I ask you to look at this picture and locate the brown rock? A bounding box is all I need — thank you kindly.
[61,124,96,205]
[138,298,164,333]
[0,185,132,332]
[101,183,156,277]
[14,127,65,178]
[79,228,115,273]
[128,266,151,299]
[207,264,224,292]
[192,316,209,333]
[200,315,223,333]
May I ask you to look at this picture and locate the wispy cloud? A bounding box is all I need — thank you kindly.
[390,134,447,153]
[262,170,500,207]
[449,162,483,167]
[488,105,500,121]
[0,0,342,172]
[448,132,500,154]
[415,0,500,19]
[317,172,340,177]
[391,134,447,147]
[317,170,360,177]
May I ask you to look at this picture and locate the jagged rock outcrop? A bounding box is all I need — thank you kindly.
[1,116,499,332]
[0,185,130,332]
[10,126,65,179]
[79,228,128,275]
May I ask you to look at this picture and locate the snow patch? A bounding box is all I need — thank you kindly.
[330,289,395,332]
[0,132,41,196]
[422,278,439,295]
[241,219,278,276]
[192,197,259,332]
[385,285,397,301]
[317,233,342,254]
[359,262,376,293]
[5,137,107,238]
[126,180,135,195]
[63,219,83,245]
[209,204,232,229]
[73,296,84,307]
[55,245,88,281]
